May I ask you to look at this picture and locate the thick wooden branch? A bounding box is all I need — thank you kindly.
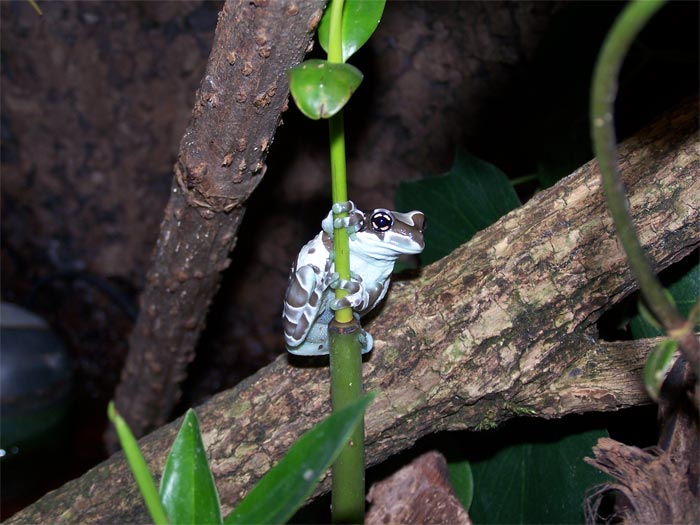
[9,101,698,524]
[111,0,326,441]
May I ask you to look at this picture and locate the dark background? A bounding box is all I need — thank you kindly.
[1,0,697,519]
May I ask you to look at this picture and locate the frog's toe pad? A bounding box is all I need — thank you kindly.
[332,200,354,214]
[359,330,373,354]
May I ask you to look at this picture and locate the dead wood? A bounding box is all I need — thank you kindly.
[366,451,471,525]
[7,101,698,524]
[109,0,326,444]
[585,432,699,524]
[584,361,699,524]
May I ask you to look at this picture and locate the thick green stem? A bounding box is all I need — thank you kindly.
[590,0,699,373]
[326,0,365,522]
[329,112,353,325]
[329,321,364,523]
[327,0,351,324]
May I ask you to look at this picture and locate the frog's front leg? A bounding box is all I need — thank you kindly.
[328,271,371,312]
[321,200,364,237]
[326,274,376,354]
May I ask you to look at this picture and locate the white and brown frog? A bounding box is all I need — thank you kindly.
[283,201,425,356]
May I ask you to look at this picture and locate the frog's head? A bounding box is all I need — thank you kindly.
[354,208,425,259]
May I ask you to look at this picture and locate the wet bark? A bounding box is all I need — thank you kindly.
[7,100,698,525]
[109,0,326,444]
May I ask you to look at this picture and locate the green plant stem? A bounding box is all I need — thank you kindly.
[510,174,539,187]
[590,0,699,373]
[108,402,170,525]
[27,0,42,16]
[329,112,353,325]
[326,0,365,522]
[329,321,365,523]
[327,0,352,325]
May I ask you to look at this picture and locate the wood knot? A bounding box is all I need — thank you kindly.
[438,291,453,305]
[221,152,235,167]
[253,83,277,108]
[307,9,323,32]
[187,162,207,189]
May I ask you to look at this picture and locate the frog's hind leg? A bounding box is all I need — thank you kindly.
[286,339,330,356]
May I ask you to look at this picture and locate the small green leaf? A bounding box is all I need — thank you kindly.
[637,299,662,331]
[447,459,474,511]
[160,409,222,525]
[643,338,678,401]
[224,393,375,525]
[288,59,363,120]
[629,262,699,338]
[318,0,386,62]
[395,150,521,265]
[108,402,170,525]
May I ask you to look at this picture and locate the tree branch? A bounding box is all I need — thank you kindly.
[8,100,698,524]
[110,0,326,443]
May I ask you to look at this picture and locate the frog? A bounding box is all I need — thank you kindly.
[282,200,425,356]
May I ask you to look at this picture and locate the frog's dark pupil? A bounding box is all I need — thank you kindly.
[371,212,392,232]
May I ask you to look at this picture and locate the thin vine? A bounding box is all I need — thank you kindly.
[590,0,699,383]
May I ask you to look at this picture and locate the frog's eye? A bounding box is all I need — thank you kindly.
[370,210,393,232]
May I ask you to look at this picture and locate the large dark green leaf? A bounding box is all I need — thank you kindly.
[448,459,474,511]
[395,150,521,265]
[160,409,222,525]
[469,428,608,524]
[288,59,363,120]
[224,393,374,525]
[629,262,699,338]
[318,0,386,62]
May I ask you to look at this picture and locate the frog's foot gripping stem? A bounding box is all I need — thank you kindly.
[329,271,370,311]
[326,200,363,236]
[331,200,354,214]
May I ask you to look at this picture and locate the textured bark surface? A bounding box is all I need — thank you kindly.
[366,451,471,525]
[7,100,698,525]
[110,0,326,442]
[585,433,699,524]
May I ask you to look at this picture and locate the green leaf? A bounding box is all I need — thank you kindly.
[629,262,699,338]
[224,393,375,525]
[643,338,678,401]
[469,428,608,524]
[318,0,386,62]
[448,459,474,511]
[108,402,170,525]
[288,59,363,120]
[395,150,521,265]
[160,409,222,525]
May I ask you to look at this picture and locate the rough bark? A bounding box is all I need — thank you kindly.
[585,432,699,524]
[7,100,698,525]
[110,0,326,442]
[366,451,471,525]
